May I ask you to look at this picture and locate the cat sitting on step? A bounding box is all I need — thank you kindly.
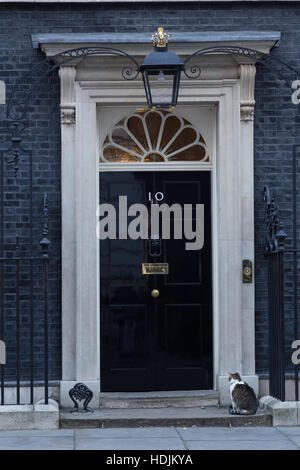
[228,372,258,415]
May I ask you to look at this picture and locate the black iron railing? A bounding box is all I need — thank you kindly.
[264,185,300,401]
[265,249,286,401]
[0,195,50,405]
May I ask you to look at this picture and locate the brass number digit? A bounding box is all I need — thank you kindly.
[148,192,164,201]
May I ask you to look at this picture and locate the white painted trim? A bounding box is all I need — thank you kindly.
[99,162,213,172]
[211,104,219,391]
[60,66,258,405]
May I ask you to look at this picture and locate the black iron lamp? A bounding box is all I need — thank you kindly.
[139,28,185,110]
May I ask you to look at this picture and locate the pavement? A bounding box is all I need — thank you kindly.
[0,426,299,450]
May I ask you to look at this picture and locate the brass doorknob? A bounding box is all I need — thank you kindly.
[151,289,160,298]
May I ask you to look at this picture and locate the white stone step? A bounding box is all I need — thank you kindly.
[60,406,272,428]
[99,390,219,409]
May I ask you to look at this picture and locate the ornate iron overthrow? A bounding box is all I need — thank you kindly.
[69,382,94,413]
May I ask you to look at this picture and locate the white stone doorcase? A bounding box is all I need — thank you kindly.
[34,31,280,406]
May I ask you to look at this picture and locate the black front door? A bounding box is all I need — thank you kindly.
[100,171,212,391]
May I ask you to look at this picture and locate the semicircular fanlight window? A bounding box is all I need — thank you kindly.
[100,110,210,163]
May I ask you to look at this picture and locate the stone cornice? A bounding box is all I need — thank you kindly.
[32,31,281,48]
[32,31,280,58]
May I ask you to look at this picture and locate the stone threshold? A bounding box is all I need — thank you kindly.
[99,390,219,409]
[60,406,272,429]
[100,390,219,398]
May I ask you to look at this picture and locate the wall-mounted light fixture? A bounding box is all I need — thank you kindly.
[139,27,185,110]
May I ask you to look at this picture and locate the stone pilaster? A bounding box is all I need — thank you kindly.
[239,63,257,386]
[59,65,77,381]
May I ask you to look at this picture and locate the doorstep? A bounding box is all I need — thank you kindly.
[60,406,272,429]
[99,390,219,409]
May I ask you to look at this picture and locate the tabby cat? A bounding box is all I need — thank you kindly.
[228,372,258,415]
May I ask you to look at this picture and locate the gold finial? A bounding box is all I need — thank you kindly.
[152,27,170,48]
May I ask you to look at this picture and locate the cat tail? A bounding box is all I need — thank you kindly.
[238,399,259,415]
[238,409,257,415]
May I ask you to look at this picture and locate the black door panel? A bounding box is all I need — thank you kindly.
[100,171,212,391]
